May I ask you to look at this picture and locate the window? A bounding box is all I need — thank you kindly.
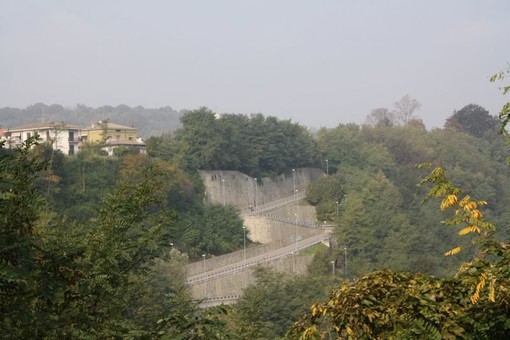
[69,131,74,141]
[69,144,74,155]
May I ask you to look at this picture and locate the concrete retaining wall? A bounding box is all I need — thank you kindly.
[199,168,325,210]
[191,254,314,300]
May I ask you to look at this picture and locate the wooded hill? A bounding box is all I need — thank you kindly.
[2,101,510,338]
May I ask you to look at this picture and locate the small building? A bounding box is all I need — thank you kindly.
[81,121,146,156]
[5,121,81,155]
[0,128,7,143]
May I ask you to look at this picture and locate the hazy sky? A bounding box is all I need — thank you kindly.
[1,1,508,129]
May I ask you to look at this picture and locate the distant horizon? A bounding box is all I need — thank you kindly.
[0,100,501,132]
[1,1,508,132]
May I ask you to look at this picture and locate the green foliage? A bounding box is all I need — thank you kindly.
[230,266,332,339]
[291,162,510,339]
[177,204,245,259]
[0,140,181,337]
[306,175,345,221]
[53,152,121,221]
[444,104,498,138]
[0,136,50,336]
[312,121,510,278]
[289,269,509,339]
[175,108,316,177]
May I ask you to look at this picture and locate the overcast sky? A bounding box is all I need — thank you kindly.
[1,0,508,129]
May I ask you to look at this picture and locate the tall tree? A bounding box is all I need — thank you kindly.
[365,107,396,127]
[444,104,498,138]
[393,94,421,125]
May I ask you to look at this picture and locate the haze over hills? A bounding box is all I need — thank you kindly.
[0,103,184,138]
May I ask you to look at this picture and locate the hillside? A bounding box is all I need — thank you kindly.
[0,103,184,138]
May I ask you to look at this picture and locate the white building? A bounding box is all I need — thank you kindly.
[5,121,81,155]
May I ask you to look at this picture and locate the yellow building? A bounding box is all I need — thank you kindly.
[81,121,145,155]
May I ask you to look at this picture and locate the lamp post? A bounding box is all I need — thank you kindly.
[292,169,296,196]
[292,252,295,273]
[331,260,335,275]
[222,179,225,206]
[243,226,246,262]
[254,178,257,207]
[202,254,207,297]
[295,212,298,244]
[336,201,339,218]
[326,159,329,175]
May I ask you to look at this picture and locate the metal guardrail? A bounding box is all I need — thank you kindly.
[199,295,242,308]
[186,232,331,285]
[261,213,328,229]
[240,191,307,216]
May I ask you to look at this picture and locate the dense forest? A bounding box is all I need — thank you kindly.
[2,78,510,338]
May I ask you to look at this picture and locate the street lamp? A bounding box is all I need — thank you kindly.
[326,159,329,175]
[202,254,207,299]
[292,169,296,196]
[295,213,298,244]
[336,201,339,218]
[222,179,225,206]
[254,178,257,207]
[202,254,207,297]
[243,226,246,262]
[292,252,296,273]
[331,260,335,275]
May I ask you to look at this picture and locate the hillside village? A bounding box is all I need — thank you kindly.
[0,120,146,156]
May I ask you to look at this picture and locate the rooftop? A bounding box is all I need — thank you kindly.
[9,121,81,131]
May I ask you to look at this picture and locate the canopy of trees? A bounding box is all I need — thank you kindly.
[445,103,499,138]
[147,107,317,177]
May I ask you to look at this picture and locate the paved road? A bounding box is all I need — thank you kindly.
[240,191,306,216]
[186,231,331,285]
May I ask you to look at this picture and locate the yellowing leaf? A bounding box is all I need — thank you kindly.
[471,210,483,220]
[447,194,458,204]
[441,194,458,211]
[458,226,480,236]
[444,246,462,256]
[489,279,496,303]
[459,195,471,207]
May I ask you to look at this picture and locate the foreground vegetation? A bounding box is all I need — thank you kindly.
[2,69,510,337]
